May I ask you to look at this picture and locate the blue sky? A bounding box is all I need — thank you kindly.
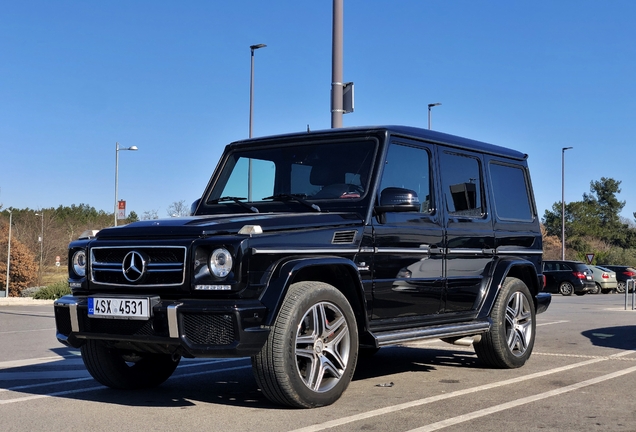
[1,1,635,222]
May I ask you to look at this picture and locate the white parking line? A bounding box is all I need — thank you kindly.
[289,350,634,432]
[0,355,77,370]
[406,364,636,432]
[0,363,251,406]
[536,320,569,326]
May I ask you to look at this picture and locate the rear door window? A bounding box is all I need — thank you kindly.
[439,151,484,217]
[489,162,533,221]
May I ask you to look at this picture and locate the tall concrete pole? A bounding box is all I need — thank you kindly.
[331,0,344,128]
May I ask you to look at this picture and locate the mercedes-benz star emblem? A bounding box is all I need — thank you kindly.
[122,251,147,283]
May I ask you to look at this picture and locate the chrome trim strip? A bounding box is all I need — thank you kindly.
[69,303,79,332]
[167,304,181,338]
[251,247,542,256]
[376,247,432,254]
[447,248,484,254]
[252,248,360,255]
[496,249,543,255]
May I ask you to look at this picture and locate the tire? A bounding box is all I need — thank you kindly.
[616,281,626,294]
[251,281,358,408]
[559,281,574,296]
[81,340,180,389]
[474,277,536,369]
[590,283,601,295]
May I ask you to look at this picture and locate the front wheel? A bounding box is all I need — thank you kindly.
[474,277,536,369]
[81,340,180,389]
[252,281,358,408]
[590,284,601,295]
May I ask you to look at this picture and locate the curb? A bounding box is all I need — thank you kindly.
[0,297,55,306]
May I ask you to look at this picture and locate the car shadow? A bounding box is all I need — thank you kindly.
[0,343,481,410]
[581,325,636,350]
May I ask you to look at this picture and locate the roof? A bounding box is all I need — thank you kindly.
[229,125,528,161]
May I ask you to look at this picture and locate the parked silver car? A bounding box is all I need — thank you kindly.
[587,265,618,294]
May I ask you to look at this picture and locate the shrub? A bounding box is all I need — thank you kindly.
[33,281,71,300]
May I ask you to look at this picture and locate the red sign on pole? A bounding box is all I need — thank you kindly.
[117,200,126,220]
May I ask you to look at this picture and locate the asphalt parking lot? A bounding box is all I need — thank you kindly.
[1,294,635,431]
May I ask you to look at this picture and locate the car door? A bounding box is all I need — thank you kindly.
[438,148,495,314]
[371,140,445,320]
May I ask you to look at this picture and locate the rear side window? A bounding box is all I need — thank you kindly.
[489,162,533,221]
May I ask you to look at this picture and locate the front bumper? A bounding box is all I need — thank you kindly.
[53,295,270,358]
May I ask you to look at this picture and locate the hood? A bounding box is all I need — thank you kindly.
[95,212,363,239]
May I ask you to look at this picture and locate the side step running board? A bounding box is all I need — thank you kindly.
[372,320,491,347]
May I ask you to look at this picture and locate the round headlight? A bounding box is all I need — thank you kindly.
[209,248,233,278]
[72,250,87,277]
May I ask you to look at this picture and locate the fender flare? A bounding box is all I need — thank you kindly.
[477,257,541,319]
[258,256,368,328]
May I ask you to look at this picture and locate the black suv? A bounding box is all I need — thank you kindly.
[542,260,595,296]
[597,265,636,293]
[54,126,550,408]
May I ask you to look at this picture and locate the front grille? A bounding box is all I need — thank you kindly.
[90,246,186,287]
[182,313,236,346]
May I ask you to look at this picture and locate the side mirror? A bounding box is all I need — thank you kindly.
[375,187,420,214]
[190,198,202,216]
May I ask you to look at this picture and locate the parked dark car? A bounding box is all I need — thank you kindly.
[542,260,596,296]
[597,265,636,293]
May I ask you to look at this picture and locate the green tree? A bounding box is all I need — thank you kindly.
[542,177,635,258]
[126,211,139,223]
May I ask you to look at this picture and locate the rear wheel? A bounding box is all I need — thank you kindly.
[474,277,536,369]
[616,281,626,293]
[81,340,179,389]
[559,281,574,296]
[252,281,358,408]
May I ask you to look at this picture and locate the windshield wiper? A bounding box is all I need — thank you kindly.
[262,194,321,212]
[212,196,259,213]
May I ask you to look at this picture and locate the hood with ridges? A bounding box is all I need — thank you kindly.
[95,212,362,239]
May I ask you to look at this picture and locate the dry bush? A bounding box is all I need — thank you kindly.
[0,222,38,296]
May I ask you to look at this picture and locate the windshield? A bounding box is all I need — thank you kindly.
[206,138,377,208]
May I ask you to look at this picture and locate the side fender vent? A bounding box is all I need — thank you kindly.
[332,230,357,244]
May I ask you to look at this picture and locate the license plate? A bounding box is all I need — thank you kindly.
[88,297,151,319]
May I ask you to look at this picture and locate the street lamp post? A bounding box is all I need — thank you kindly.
[35,211,44,286]
[331,0,344,129]
[248,43,267,202]
[428,103,441,130]
[4,210,12,297]
[115,142,138,226]
[561,146,573,260]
